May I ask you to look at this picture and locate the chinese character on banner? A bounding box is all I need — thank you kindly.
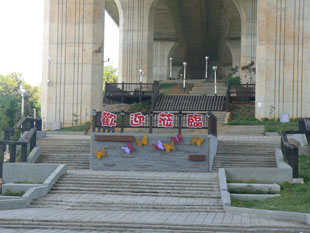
[101,111,117,127]
[158,112,174,128]
[130,112,146,127]
[187,113,203,128]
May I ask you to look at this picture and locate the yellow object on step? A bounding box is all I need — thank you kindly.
[163,141,176,153]
[94,147,106,159]
[136,136,148,147]
[191,136,204,147]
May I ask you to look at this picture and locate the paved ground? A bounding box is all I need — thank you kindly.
[0,132,307,232]
[0,206,307,232]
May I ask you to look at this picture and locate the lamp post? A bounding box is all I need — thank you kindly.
[20,86,27,117]
[183,62,187,94]
[205,56,209,82]
[47,57,52,86]
[213,66,217,96]
[169,57,173,80]
[139,69,144,102]
[139,69,144,83]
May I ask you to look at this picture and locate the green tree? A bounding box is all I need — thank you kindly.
[103,65,118,88]
[0,73,41,129]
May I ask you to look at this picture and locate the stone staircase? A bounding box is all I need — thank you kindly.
[190,81,227,96]
[37,136,90,169]
[212,141,278,171]
[31,171,223,212]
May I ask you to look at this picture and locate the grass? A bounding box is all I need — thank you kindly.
[128,101,151,113]
[14,180,44,184]
[159,83,178,91]
[229,187,276,195]
[1,190,25,197]
[56,121,91,134]
[228,104,299,133]
[231,155,310,213]
[159,83,194,95]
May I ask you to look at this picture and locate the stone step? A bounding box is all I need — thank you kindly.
[37,158,89,161]
[51,186,221,194]
[56,178,219,184]
[49,190,220,198]
[62,174,218,182]
[0,219,306,232]
[52,186,220,194]
[56,181,219,187]
[30,201,223,212]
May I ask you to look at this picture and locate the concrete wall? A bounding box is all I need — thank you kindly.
[91,133,214,172]
[3,163,60,183]
[256,0,310,119]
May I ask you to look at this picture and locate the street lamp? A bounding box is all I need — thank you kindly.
[205,56,209,82]
[183,62,187,94]
[20,86,27,117]
[169,58,173,80]
[213,66,217,96]
[139,69,144,83]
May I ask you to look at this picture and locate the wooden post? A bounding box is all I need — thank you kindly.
[0,144,4,179]
[121,82,125,104]
[9,144,16,163]
[30,130,37,151]
[139,82,142,103]
[92,113,96,132]
[208,112,217,137]
[21,143,27,162]
[292,147,299,178]
[36,119,42,131]
[178,111,182,134]
[120,110,125,133]
[149,111,153,134]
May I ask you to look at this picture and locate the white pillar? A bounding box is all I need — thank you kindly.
[42,0,105,129]
[117,0,158,83]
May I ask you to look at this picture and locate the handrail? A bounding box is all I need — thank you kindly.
[227,83,255,104]
[298,118,310,144]
[280,131,299,178]
[0,117,41,178]
[105,81,158,104]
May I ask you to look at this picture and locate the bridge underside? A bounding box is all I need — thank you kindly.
[106,0,245,80]
[42,0,310,129]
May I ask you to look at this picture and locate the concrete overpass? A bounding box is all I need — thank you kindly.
[41,0,310,129]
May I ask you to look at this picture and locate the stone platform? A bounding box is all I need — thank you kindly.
[91,133,217,172]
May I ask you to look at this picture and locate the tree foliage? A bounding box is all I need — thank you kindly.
[103,65,118,85]
[0,73,41,129]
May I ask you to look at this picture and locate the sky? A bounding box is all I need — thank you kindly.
[0,1,119,87]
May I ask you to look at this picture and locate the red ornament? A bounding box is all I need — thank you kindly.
[187,113,203,128]
[101,111,117,127]
[130,112,146,127]
[158,112,174,128]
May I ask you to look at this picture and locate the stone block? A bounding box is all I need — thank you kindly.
[189,155,206,161]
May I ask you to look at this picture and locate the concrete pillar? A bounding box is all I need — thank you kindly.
[226,40,241,71]
[256,0,310,119]
[116,0,158,83]
[153,40,175,81]
[234,0,257,83]
[42,0,105,129]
